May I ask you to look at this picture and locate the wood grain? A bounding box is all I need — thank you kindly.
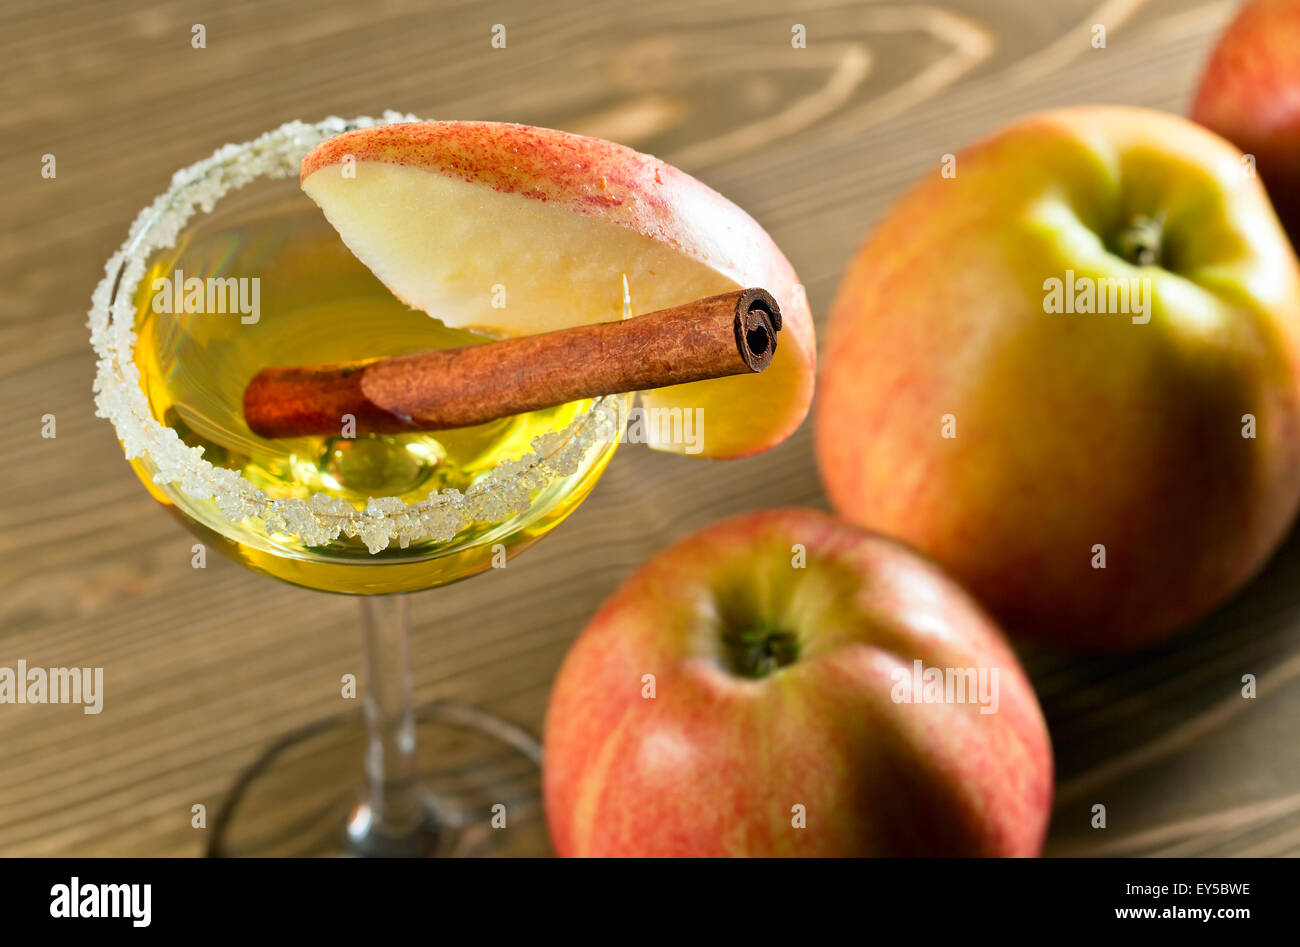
[3,0,1296,857]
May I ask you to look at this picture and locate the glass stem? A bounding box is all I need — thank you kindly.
[353,594,428,850]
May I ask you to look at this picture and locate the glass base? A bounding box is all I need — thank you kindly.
[206,701,548,857]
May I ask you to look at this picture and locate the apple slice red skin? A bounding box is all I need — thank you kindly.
[543,509,1053,858]
[301,121,816,460]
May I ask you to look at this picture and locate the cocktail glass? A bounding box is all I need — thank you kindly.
[88,114,624,856]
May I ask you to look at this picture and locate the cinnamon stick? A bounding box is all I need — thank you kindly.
[243,288,781,439]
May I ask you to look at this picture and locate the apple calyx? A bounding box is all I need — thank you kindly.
[1110,213,1164,268]
[722,624,800,679]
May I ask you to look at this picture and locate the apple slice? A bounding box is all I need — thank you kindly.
[300,121,815,459]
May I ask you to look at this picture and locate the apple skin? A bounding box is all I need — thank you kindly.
[1192,0,1300,244]
[543,509,1053,857]
[815,106,1300,651]
[300,121,815,459]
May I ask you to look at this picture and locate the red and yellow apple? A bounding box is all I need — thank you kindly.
[816,106,1300,651]
[299,121,816,459]
[544,509,1053,857]
[1192,0,1300,244]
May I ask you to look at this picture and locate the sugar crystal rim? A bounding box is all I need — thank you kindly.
[88,113,619,554]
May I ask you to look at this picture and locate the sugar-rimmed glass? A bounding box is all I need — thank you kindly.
[88,114,624,856]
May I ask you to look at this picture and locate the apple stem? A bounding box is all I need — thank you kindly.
[1112,214,1163,267]
[723,625,800,679]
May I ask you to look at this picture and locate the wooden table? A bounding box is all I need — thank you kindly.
[4,0,1297,856]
